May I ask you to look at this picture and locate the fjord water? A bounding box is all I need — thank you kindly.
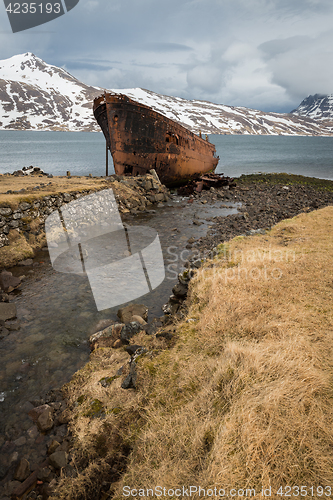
[213,134,333,180]
[1,131,333,179]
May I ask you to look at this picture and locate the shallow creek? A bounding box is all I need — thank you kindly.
[0,195,239,472]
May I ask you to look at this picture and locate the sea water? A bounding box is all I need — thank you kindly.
[0,130,333,180]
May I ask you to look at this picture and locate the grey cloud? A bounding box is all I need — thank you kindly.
[62,61,113,71]
[139,43,193,53]
[1,0,333,113]
[259,36,311,59]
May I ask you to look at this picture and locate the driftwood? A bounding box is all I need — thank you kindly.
[11,458,49,500]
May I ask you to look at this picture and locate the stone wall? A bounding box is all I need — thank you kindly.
[0,173,170,258]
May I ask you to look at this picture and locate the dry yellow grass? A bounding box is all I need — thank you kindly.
[0,174,109,208]
[54,206,333,500]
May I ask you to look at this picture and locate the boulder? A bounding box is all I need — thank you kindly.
[89,323,124,350]
[120,322,144,345]
[121,362,138,389]
[117,304,148,323]
[0,270,21,292]
[49,451,68,470]
[48,440,60,455]
[28,403,52,422]
[125,345,144,356]
[131,315,147,325]
[37,407,54,432]
[0,207,12,216]
[172,282,188,299]
[14,458,30,482]
[18,202,32,211]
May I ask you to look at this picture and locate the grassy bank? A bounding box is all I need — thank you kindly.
[236,172,333,191]
[52,205,333,499]
[0,174,109,208]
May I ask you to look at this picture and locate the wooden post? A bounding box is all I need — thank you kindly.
[106,141,109,177]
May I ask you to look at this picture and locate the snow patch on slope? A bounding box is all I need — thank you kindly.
[1,53,333,136]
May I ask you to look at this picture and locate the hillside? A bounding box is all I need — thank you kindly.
[1,53,333,135]
[291,93,333,121]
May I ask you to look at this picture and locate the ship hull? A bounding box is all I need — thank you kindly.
[93,93,219,187]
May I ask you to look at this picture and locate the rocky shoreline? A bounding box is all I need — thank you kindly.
[0,173,332,500]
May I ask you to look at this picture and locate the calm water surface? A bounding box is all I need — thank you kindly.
[1,131,333,180]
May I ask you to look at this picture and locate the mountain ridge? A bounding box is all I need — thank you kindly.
[1,52,333,136]
[291,93,333,121]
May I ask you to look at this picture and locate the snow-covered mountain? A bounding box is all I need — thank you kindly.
[1,53,333,136]
[291,94,333,121]
[0,53,101,131]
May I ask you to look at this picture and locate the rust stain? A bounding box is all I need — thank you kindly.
[93,93,219,187]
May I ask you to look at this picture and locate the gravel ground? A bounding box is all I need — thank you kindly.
[190,174,333,253]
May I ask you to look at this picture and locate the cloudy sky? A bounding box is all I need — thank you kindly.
[1,0,333,112]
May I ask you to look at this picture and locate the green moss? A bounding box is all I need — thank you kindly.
[236,173,333,191]
[108,407,122,415]
[145,362,157,377]
[77,395,87,405]
[216,243,230,259]
[83,399,105,418]
[99,375,119,386]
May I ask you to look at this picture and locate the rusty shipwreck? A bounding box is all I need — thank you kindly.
[93,92,219,187]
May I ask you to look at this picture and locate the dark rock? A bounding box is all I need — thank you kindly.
[144,318,163,335]
[0,207,12,216]
[0,271,21,292]
[156,330,174,341]
[28,403,49,420]
[125,345,143,356]
[49,451,68,469]
[55,424,67,438]
[120,322,144,344]
[121,362,137,389]
[5,320,20,330]
[18,202,32,211]
[172,282,188,298]
[14,458,30,481]
[37,407,54,432]
[3,480,21,496]
[37,466,52,482]
[48,440,60,455]
[89,323,123,350]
